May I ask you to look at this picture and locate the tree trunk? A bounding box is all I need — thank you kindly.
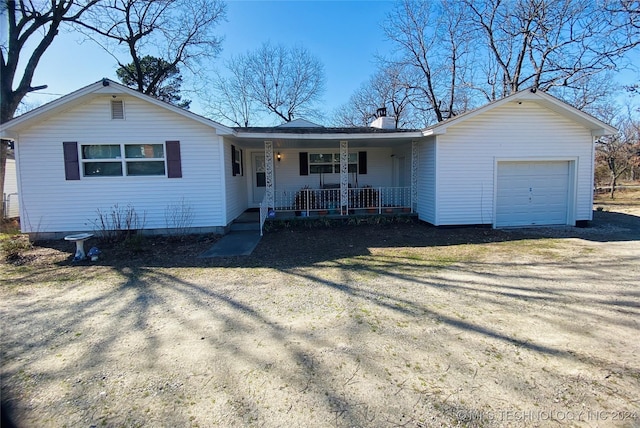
[0,141,6,220]
[609,174,616,199]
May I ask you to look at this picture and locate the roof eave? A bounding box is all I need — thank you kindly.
[234,130,424,140]
[422,88,618,137]
[0,130,18,141]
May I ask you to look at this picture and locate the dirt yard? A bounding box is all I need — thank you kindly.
[1,194,639,427]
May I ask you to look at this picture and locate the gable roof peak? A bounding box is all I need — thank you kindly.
[422,87,617,137]
[0,78,234,136]
[276,118,324,128]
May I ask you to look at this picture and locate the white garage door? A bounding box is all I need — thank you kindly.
[496,161,570,227]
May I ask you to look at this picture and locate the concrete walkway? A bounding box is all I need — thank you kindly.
[199,211,261,257]
[199,231,261,257]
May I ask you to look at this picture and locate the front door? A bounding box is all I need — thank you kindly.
[393,156,406,205]
[252,153,266,205]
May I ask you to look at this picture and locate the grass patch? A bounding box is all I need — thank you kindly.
[0,218,20,235]
[486,239,572,260]
[594,186,640,207]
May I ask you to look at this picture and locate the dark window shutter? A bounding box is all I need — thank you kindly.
[63,141,80,180]
[299,152,309,176]
[231,144,238,176]
[358,151,367,175]
[166,141,182,178]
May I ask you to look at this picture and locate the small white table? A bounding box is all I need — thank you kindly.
[64,233,94,261]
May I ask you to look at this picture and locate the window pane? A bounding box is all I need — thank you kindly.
[82,145,121,159]
[127,161,166,176]
[309,153,332,164]
[310,165,333,174]
[83,162,122,176]
[334,164,358,173]
[125,144,164,159]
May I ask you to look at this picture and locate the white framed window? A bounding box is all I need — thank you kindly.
[309,152,357,174]
[81,143,166,177]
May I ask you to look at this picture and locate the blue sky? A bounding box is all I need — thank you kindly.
[17,0,640,122]
[22,0,397,120]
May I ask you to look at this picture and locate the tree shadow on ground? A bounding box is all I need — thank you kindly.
[2,210,639,426]
[28,209,640,271]
[3,240,639,426]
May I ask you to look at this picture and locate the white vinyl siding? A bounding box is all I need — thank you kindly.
[3,159,19,218]
[224,140,248,225]
[16,95,225,233]
[417,139,436,224]
[434,101,593,226]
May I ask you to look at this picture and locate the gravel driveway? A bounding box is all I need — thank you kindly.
[1,209,639,427]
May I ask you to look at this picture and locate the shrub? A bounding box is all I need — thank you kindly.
[90,203,146,242]
[1,235,32,263]
[164,198,194,236]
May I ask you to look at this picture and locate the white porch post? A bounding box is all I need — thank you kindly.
[264,141,274,209]
[340,141,349,214]
[411,141,418,213]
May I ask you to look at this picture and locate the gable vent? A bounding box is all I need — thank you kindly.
[111,100,124,119]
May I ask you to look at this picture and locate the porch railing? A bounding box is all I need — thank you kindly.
[271,187,411,215]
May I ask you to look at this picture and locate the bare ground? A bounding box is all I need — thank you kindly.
[1,199,639,427]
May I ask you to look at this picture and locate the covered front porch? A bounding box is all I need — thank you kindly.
[252,139,420,235]
[269,186,412,216]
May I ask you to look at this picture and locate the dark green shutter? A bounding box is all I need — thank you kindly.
[63,142,80,180]
[166,141,182,178]
[231,145,237,176]
[299,152,309,175]
[358,151,367,174]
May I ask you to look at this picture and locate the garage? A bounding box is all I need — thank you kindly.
[495,161,572,227]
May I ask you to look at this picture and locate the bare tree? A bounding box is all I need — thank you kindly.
[604,0,640,52]
[464,0,638,99]
[382,0,473,124]
[1,0,98,219]
[333,64,416,128]
[378,0,639,128]
[76,0,226,99]
[611,1,640,99]
[205,56,260,127]
[205,43,324,125]
[596,116,640,198]
[244,42,325,123]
